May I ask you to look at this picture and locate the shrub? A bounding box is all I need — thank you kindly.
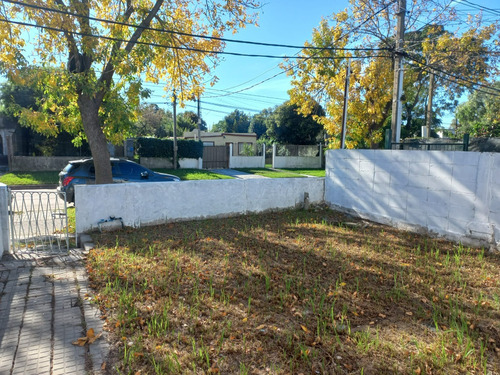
[136,138,203,159]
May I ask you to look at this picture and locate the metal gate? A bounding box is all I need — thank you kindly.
[202,146,229,169]
[9,190,69,252]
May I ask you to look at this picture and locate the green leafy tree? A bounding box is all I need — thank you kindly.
[177,111,207,134]
[266,101,324,145]
[212,109,251,133]
[0,0,259,183]
[134,104,173,138]
[250,108,272,139]
[455,82,500,137]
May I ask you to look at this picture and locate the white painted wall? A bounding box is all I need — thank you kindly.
[272,144,322,169]
[75,178,324,233]
[273,156,322,169]
[228,143,265,169]
[325,149,500,249]
[140,157,202,169]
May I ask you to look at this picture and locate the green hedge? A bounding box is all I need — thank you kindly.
[136,138,203,159]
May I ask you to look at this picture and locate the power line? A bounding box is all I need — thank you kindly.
[3,0,389,53]
[404,54,500,97]
[0,18,392,60]
[454,0,500,16]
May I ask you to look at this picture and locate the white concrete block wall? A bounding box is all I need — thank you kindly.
[325,149,500,249]
[229,155,265,168]
[273,156,322,169]
[75,178,324,233]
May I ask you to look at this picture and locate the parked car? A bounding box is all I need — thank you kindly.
[57,158,180,203]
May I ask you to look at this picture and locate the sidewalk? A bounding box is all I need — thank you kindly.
[0,249,108,374]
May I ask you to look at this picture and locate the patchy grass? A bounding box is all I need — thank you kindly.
[153,169,233,180]
[87,209,500,374]
[281,168,326,177]
[0,171,59,185]
[235,168,307,178]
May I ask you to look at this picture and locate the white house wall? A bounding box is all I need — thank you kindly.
[75,178,324,233]
[325,149,500,249]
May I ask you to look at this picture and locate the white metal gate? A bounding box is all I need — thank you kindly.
[9,190,69,252]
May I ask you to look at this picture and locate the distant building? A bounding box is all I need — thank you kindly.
[183,131,258,155]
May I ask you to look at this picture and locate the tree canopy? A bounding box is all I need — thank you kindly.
[0,0,259,182]
[284,0,499,148]
[265,101,324,145]
[455,82,500,137]
[212,109,251,133]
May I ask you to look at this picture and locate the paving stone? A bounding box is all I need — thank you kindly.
[0,249,109,374]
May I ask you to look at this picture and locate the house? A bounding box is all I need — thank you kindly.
[183,131,258,155]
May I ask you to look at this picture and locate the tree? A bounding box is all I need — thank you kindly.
[0,69,92,156]
[455,82,500,137]
[0,0,259,183]
[285,0,499,148]
[266,101,324,145]
[250,108,272,139]
[133,104,173,138]
[212,109,250,133]
[177,111,207,134]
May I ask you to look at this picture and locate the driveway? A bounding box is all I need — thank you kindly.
[212,169,269,179]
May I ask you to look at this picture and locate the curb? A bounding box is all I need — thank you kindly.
[79,233,95,251]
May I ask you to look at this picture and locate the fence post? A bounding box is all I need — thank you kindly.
[463,134,469,151]
[229,143,234,169]
[0,184,10,257]
[272,144,276,169]
[261,144,266,168]
[385,129,392,149]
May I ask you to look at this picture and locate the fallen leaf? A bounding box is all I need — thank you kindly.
[256,324,266,330]
[405,311,413,316]
[72,337,88,346]
[378,313,387,318]
[301,325,310,333]
[242,317,248,322]
[415,366,421,374]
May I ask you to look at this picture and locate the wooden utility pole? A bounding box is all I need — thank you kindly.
[340,58,351,149]
[390,0,406,144]
[172,92,178,170]
[197,94,202,141]
[425,71,435,138]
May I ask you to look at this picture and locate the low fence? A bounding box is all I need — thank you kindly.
[75,177,325,233]
[139,157,203,169]
[272,144,322,169]
[229,144,265,169]
[325,149,500,249]
[10,156,76,172]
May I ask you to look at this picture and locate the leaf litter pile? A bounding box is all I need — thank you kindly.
[87,208,500,374]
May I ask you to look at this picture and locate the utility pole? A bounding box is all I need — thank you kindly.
[390,0,406,144]
[172,92,178,170]
[425,70,435,138]
[340,58,351,149]
[197,94,202,141]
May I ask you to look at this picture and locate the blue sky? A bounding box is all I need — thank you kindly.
[142,0,499,131]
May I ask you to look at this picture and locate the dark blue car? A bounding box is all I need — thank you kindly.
[57,158,180,203]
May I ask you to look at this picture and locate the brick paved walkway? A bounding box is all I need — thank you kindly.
[0,250,108,374]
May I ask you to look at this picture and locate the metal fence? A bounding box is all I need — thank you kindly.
[9,190,69,252]
[275,144,322,157]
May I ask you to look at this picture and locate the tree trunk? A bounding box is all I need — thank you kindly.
[78,94,113,184]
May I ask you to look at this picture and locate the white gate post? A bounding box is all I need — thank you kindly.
[0,184,10,257]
